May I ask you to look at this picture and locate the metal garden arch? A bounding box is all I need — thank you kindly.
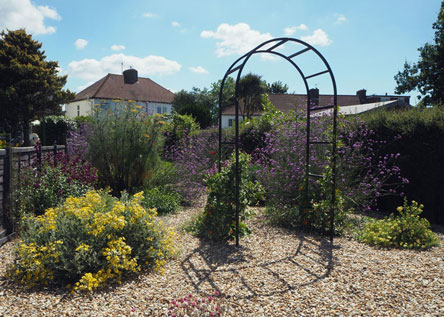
[217,37,338,247]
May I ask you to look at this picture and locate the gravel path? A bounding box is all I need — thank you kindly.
[0,204,443,316]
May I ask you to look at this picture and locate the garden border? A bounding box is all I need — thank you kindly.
[0,144,66,245]
[217,37,338,246]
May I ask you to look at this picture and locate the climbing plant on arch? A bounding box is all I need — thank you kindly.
[217,37,338,246]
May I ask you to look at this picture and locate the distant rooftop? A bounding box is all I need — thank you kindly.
[74,71,175,104]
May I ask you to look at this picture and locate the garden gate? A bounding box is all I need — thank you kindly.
[217,37,338,246]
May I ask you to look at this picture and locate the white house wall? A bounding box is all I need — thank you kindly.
[65,100,93,118]
[65,99,173,118]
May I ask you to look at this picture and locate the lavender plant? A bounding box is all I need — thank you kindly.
[253,106,406,233]
[167,128,221,204]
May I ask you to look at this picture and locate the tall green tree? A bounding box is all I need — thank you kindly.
[209,76,236,107]
[0,29,74,145]
[238,73,267,119]
[266,80,289,94]
[171,87,213,128]
[394,1,444,106]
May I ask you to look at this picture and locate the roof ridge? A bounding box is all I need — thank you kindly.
[93,73,112,97]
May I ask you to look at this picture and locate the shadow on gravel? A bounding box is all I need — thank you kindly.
[180,232,337,299]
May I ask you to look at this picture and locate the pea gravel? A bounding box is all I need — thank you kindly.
[0,203,443,316]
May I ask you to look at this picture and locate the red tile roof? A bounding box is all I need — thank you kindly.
[74,73,175,104]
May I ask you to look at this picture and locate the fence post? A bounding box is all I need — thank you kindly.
[17,149,20,184]
[37,143,42,172]
[53,141,57,167]
[3,148,12,234]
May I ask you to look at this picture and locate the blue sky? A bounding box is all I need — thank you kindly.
[0,0,442,105]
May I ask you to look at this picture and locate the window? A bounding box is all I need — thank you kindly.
[228,119,233,127]
[157,106,161,114]
[163,106,167,113]
[77,105,80,116]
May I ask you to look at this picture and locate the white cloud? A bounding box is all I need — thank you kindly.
[283,24,308,36]
[201,23,273,57]
[301,29,332,46]
[0,0,61,34]
[336,14,347,24]
[111,44,125,51]
[189,66,208,74]
[68,53,182,82]
[75,38,88,50]
[171,21,180,27]
[143,12,156,18]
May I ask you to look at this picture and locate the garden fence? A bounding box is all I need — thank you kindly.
[0,144,65,245]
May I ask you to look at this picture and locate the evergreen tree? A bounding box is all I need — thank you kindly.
[266,80,289,94]
[0,29,74,145]
[394,2,444,106]
[238,73,267,119]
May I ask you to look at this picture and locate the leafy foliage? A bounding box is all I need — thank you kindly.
[39,115,76,146]
[360,107,444,224]
[192,152,264,242]
[266,81,289,94]
[0,29,74,144]
[394,1,444,106]
[163,112,200,159]
[178,103,212,128]
[359,200,440,249]
[86,101,164,196]
[141,187,181,215]
[252,103,405,234]
[167,128,221,204]
[238,73,267,119]
[7,191,177,291]
[11,151,97,230]
[172,88,214,127]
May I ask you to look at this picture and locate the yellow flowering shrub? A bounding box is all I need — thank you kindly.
[8,190,177,291]
[360,200,439,250]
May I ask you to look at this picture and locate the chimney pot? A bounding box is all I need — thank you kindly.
[123,68,138,84]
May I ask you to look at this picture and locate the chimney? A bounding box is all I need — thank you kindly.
[356,89,367,104]
[123,68,138,84]
[309,88,319,106]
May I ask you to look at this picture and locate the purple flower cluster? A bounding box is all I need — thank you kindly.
[67,123,90,160]
[337,116,407,211]
[252,108,406,212]
[166,128,219,203]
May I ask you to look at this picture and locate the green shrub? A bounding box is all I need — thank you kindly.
[265,166,350,235]
[359,199,440,249]
[178,103,212,128]
[87,101,164,195]
[191,152,264,242]
[11,154,97,231]
[7,190,177,291]
[163,112,200,159]
[39,115,76,146]
[360,107,444,224]
[141,187,180,215]
[144,160,179,192]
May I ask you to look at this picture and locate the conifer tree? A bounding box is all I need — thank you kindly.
[0,29,74,145]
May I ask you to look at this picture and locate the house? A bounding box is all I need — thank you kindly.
[65,68,175,118]
[221,88,410,128]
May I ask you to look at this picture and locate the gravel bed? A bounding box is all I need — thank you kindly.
[0,204,443,316]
